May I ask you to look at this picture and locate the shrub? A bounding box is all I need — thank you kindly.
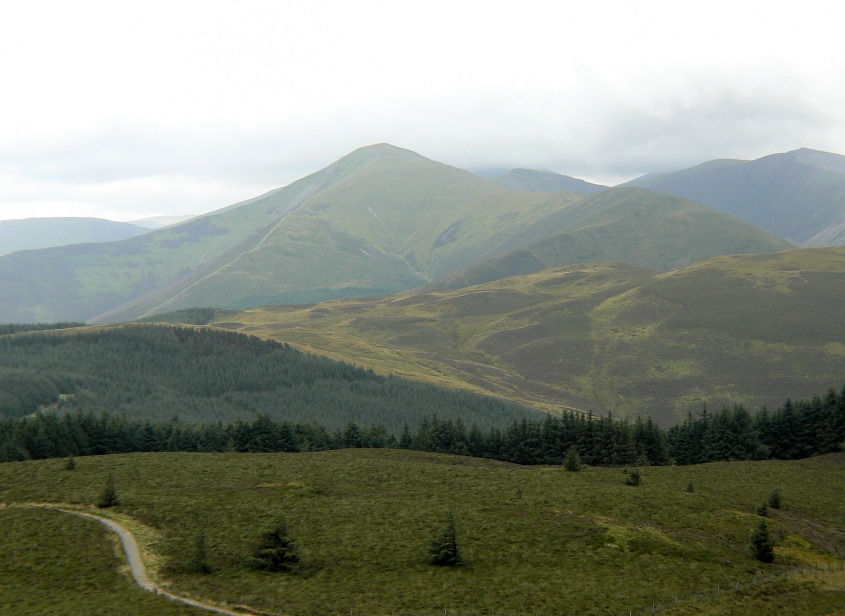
[624,469,641,486]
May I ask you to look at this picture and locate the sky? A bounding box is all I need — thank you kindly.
[2,0,844,222]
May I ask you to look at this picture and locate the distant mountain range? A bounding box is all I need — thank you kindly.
[0,217,149,257]
[624,148,845,246]
[129,214,195,229]
[488,168,608,194]
[0,144,838,324]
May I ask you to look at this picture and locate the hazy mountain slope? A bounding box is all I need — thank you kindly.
[431,187,794,289]
[210,248,845,426]
[129,215,194,229]
[626,148,845,246]
[0,145,588,323]
[132,145,587,318]
[489,168,608,194]
[0,217,148,256]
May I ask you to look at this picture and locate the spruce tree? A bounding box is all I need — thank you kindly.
[750,520,775,563]
[189,528,212,574]
[248,517,300,572]
[768,489,781,509]
[563,445,582,472]
[624,468,641,486]
[429,512,462,566]
[96,474,120,508]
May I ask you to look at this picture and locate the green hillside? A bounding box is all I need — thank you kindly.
[488,168,608,194]
[0,217,149,256]
[0,145,803,325]
[0,324,539,429]
[209,248,845,425]
[0,145,586,324]
[2,451,843,615]
[432,187,793,289]
[626,148,845,246]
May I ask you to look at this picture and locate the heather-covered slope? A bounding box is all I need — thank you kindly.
[210,248,845,425]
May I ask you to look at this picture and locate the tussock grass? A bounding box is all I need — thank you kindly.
[1,450,843,615]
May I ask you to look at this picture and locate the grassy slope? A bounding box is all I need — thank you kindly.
[627,148,845,246]
[137,145,586,317]
[488,168,608,195]
[432,187,794,290]
[210,248,845,425]
[0,145,586,324]
[0,217,149,257]
[0,506,201,615]
[1,451,843,615]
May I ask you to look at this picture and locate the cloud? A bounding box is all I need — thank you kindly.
[2,1,845,219]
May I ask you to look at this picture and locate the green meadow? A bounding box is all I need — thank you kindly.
[1,450,843,615]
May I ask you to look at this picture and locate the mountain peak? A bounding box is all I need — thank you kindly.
[786,147,845,174]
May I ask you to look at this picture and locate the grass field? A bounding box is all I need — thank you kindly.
[1,450,843,615]
[0,506,201,615]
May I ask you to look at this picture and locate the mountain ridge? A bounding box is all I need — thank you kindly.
[625,147,845,246]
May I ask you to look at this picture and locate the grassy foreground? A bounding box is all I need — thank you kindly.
[1,450,844,615]
[0,506,200,615]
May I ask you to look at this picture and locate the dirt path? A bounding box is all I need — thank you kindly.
[47,506,256,616]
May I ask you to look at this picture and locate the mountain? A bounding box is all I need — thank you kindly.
[0,144,586,323]
[206,247,845,426]
[129,214,195,229]
[0,144,799,324]
[625,148,845,246]
[488,168,608,194]
[430,187,793,289]
[0,217,148,256]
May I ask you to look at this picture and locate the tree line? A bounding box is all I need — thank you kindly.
[1,385,842,465]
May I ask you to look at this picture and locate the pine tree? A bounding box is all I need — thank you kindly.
[563,445,582,472]
[750,520,775,563]
[248,517,300,572]
[63,456,76,470]
[189,528,212,573]
[429,512,462,566]
[96,473,120,508]
[624,468,641,486]
[768,489,781,509]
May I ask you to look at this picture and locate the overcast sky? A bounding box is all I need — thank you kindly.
[2,0,844,222]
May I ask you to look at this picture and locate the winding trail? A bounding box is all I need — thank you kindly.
[43,506,257,616]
